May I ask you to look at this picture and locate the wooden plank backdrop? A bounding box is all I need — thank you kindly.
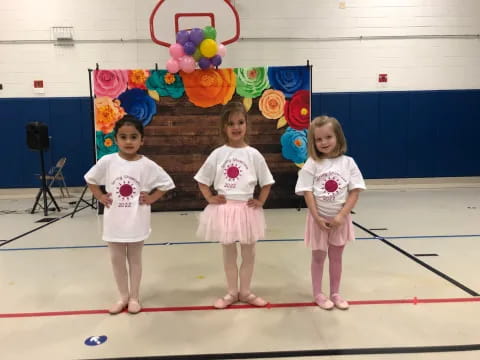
[142,94,305,211]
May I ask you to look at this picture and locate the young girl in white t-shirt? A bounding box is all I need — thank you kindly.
[85,115,175,314]
[295,116,366,310]
[194,102,275,309]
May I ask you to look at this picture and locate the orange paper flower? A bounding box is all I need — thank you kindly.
[180,69,236,108]
[259,89,286,119]
[164,72,176,85]
[128,69,149,90]
[94,97,125,134]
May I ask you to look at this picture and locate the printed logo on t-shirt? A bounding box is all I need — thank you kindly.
[315,171,346,201]
[113,175,139,208]
[222,157,248,189]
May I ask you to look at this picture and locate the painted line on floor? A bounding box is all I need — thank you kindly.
[385,234,480,239]
[87,344,480,359]
[0,238,328,251]
[0,205,90,248]
[2,233,480,252]
[353,221,480,297]
[1,296,479,319]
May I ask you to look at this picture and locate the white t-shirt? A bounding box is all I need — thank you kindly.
[84,153,175,242]
[295,155,366,217]
[194,145,275,201]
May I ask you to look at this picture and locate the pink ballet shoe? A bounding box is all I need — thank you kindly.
[239,293,268,307]
[315,293,334,310]
[213,293,238,309]
[127,299,142,314]
[108,300,128,315]
[331,293,349,310]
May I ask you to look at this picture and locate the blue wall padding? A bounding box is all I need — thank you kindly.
[1,90,479,187]
[0,97,93,187]
[311,89,480,179]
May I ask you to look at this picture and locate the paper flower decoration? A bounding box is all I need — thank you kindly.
[118,89,157,127]
[128,70,150,90]
[259,89,286,119]
[284,90,310,130]
[94,70,128,98]
[243,97,253,112]
[268,66,309,98]
[96,131,118,159]
[94,97,125,134]
[180,69,236,108]
[234,67,270,98]
[146,70,185,99]
[280,127,308,164]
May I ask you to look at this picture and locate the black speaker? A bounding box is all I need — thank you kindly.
[26,122,49,150]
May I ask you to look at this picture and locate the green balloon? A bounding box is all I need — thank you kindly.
[203,26,217,40]
[193,48,202,61]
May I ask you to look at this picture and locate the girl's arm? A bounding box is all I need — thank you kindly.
[139,189,167,205]
[87,183,112,208]
[330,188,361,227]
[247,184,272,208]
[304,191,330,230]
[198,183,226,204]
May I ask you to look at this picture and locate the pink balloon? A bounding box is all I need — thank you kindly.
[166,58,180,73]
[179,56,195,73]
[217,44,227,57]
[169,43,185,59]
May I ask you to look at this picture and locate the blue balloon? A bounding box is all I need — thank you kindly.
[211,55,222,67]
[183,41,196,55]
[198,57,211,70]
[189,28,204,46]
[176,30,189,45]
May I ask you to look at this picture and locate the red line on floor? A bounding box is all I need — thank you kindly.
[1,297,479,318]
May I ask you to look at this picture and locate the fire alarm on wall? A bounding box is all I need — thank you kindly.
[378,74,388,83]
[33,80,45,94]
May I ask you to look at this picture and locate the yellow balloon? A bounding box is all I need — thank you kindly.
[200,39,218,58]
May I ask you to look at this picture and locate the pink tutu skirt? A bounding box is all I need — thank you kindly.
[304,212,355,251]
[196,200,266,244]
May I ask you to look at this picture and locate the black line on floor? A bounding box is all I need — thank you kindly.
[414,253,439,257]
[87,344,480,359]
[369,227,388,231]
[0,205,89,248]
[35,217,59,223]
[353,221,479,297]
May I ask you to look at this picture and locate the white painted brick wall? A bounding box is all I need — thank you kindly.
[0,0,479,97]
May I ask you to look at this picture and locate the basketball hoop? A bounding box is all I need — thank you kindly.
[149,0,240,48]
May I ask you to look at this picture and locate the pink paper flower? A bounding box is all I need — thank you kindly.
[94,70,128,98]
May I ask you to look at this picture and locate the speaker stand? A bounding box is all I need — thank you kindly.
[31,150,61,216]
[70,185,97,218]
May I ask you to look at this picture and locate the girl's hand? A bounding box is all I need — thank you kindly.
[99,193,112,208]
[315,216,331,230]
[330,213,345,228]
[247,198,264,208]
[139,191,155,205]
[207,194,226,204]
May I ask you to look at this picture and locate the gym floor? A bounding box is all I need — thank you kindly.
[1,179,479,360]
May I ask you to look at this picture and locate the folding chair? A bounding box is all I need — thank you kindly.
[39,157,70,198]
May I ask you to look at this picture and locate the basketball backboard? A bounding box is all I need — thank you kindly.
[150,0,240,47]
